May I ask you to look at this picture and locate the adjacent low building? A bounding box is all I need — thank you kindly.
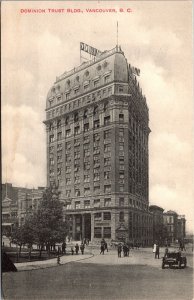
[149,205,164,244]
[1,183,45,234]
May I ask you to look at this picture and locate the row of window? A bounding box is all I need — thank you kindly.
[48,84,113,109]
[49,113,124,132]
[65,197,149,211]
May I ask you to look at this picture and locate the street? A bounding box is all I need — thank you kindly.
[2,248,193,300]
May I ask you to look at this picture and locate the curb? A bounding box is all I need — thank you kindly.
[15,253,94,272]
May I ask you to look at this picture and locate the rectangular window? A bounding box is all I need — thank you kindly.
[94,173,100,181]
[74,126,80,135]
[84,149,90,157]
[84,123,89,132]
[74,176,80,184]
[104,171,110,180]
[118,86,124,93]
[120,185,124,192]
[104,144,111,153]
[104,130,110,140]
[119,143,124,151]
[104,185,111,193]
[50,135,54,143]
[119,114,124,122]
[74,88,79,94]
[66,129,71,137]
[104,75,110,83]
[94,213,101,220]
[94,199,100,207]
[84,174,90,182]
[57,132,62,141]
[94,227,102,238]
[104,116,110,125]
[94,120,100,129]
[104,212,111,221]
[75,201,80,209]
[94,133,100,142]
[104,198,111,207]
[104,157,111,166]
[119,212,124,222]
[119,128,124,136]
[84,187,90,196]
[66,178,71,185]
[66,202,72,210]
[119,198,124,206]
[103,227,111,238]
[75,189,80,196]
[66,93,70,100]
[84,161,90,170]
[84,200,90,208]
[94,79,100,87]
[84,136,90,143]
[94,186,100,194]
[66,190,71,197]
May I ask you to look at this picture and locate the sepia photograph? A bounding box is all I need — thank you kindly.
[1,1,193,299]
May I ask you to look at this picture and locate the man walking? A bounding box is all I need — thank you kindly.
[118,243,122,258]
[155,244,160,259]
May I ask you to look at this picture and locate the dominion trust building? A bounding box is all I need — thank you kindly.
[44,44,153,246]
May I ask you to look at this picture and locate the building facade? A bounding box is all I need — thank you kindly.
[149,205,164,244]
[2,183,45,233]
[44,45,153,245]
[177,215,186,242]
[163,210,178,243]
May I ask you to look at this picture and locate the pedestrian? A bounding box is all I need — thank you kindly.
[104,241,108,252]
[71,247,74,255]
[62,242,66,254]
[80,243,85,255]
[118,243,122,258]
[164,246,168,257]
[123,243,127,257]
[100,244,105,255]
[155,244,160,259]
[75,243,79,255]
[153,243,157,256]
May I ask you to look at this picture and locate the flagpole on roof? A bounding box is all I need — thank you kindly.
[116,21,118,48]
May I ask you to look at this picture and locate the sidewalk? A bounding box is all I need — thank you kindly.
[14,253,94,271]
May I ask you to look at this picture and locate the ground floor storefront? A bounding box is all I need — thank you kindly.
[65,208,153,246]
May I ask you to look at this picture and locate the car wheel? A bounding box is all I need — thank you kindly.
[178,261,182,269]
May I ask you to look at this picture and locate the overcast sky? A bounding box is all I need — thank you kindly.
[2,1,193,232]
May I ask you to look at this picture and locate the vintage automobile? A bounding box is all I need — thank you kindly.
[162,251,187,269]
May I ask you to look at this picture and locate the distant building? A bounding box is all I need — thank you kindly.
[149,205,164,244]
[177,215,186,241]
[44,44,153,245]
[163,210,179,243]
[1,183,45,234]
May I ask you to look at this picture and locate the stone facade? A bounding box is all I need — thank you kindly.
[1,183,45,233]
[44,45,153,245]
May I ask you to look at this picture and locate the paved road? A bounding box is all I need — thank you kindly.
[2,248,193,300]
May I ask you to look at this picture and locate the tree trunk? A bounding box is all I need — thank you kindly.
[39,245,43,258]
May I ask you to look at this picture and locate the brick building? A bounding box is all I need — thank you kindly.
[149,205,164,244]
[163,210,178,243]
[177,215,186,241]
[2,183,45,233]
[44,45,153,245]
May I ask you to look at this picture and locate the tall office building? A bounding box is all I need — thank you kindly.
[44,45,153,245]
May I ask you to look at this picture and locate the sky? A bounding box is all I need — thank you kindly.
[2,1,193,233]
